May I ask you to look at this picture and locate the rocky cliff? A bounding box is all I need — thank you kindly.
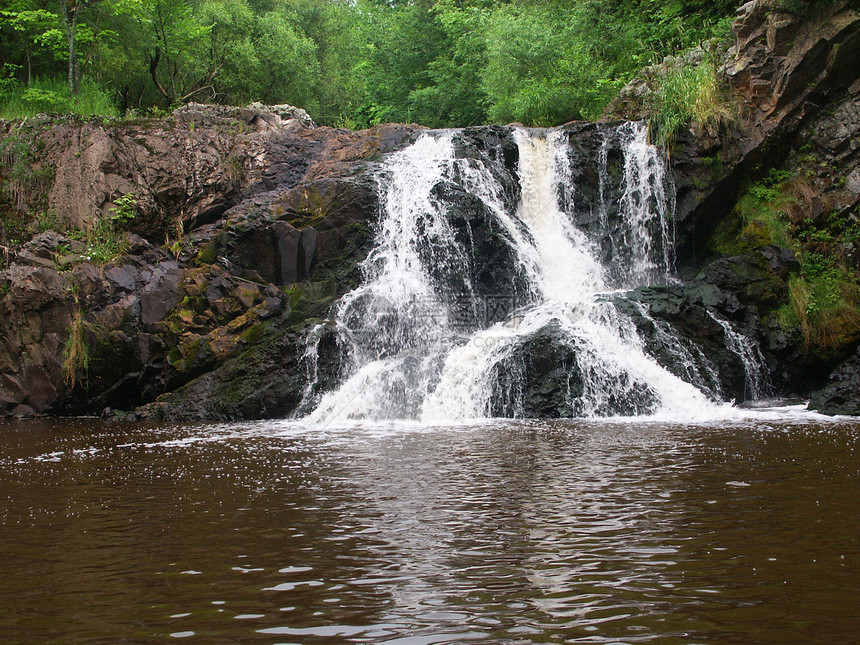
[1,0,859,420]
[606,0,860,414]
[0,104,422,418]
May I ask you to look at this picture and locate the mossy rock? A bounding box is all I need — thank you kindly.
[239,322,265,345]
[697,247,797,315]
[195,241,219,265]
[171,335,214,375]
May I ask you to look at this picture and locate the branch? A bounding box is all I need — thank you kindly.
[81,3,104,72]
[148,46,172,102]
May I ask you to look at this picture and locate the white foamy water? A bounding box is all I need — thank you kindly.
[307,135,463,422]
[304,124,766,424]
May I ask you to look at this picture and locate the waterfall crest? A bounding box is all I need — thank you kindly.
[302,123,760,423]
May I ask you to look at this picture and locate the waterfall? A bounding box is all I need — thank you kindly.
[305,135,463,421]
[303,124,727,423]
[707,311,772,401]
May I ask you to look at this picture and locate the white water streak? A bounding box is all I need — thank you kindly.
[707,311,771,401]
[618,122,675,284]
[308,135,460,422]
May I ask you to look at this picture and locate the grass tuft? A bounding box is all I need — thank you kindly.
[649,61,736,150]
[63,307,92,388]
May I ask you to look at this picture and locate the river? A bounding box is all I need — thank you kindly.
[2,409,859,643]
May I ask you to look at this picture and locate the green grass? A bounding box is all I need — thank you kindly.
[63,305,92,388]
[648,60,735,150]
[732,192,792,248]
[0,76,118,120]
[779,267,860,355]
[82,220,129,265]
[80,193,137,265]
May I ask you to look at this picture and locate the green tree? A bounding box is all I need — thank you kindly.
[113,0,211,105]
[359,0,450,124]
[58,0,93,97]
[480,4,611,124]
[253,6,320,108]
[285,0,369,124]
[2,0,746,124]
[196,0,259,103]
[407,0,488,127]
[0,4,62,86]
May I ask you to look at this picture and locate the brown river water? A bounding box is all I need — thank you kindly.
[1,410,859,644]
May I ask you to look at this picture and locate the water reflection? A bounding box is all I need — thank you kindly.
[0,414,858,643]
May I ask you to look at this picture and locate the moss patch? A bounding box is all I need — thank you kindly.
[239,322,265,345]
[195,241,218,265]
[708,158,860,356]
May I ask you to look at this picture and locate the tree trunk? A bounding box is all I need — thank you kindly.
[60,1,79,98]
[149,46,173,103]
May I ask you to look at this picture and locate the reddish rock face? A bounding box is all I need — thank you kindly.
[725,0,860,155]
[0,105,423,418]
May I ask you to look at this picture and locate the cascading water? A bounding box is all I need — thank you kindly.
[707,311,772,401]
[305,135,465,421]
[303,123,762,423]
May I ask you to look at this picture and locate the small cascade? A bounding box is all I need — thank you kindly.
[707,312,772,401]
[306,134,463,421]
[618,122,675,285]
[303,123,733,423]
[626,301,725,401]
[581,122,675,289]
[512,130,605,305]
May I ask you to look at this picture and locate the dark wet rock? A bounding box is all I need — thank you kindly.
[809,345,860,415]
[725,0,860,158]
[454,125,520,177]
[696,246,799,314]
[487,318,663,418]
[488,321,583,418]
[104,265,139,292]
[10,404,36,418]
[138,320,315,422]
[0,105,420,241]
[610,286,750,402]
[434,181,532,323]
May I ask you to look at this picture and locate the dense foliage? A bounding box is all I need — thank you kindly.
[1,0,743,127]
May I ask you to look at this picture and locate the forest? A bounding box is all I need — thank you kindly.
[1,0,743,128]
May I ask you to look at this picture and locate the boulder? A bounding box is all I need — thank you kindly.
[809,345,860,415]
[487,321,583,418]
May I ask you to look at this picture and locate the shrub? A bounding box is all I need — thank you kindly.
[80,193,137,265]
